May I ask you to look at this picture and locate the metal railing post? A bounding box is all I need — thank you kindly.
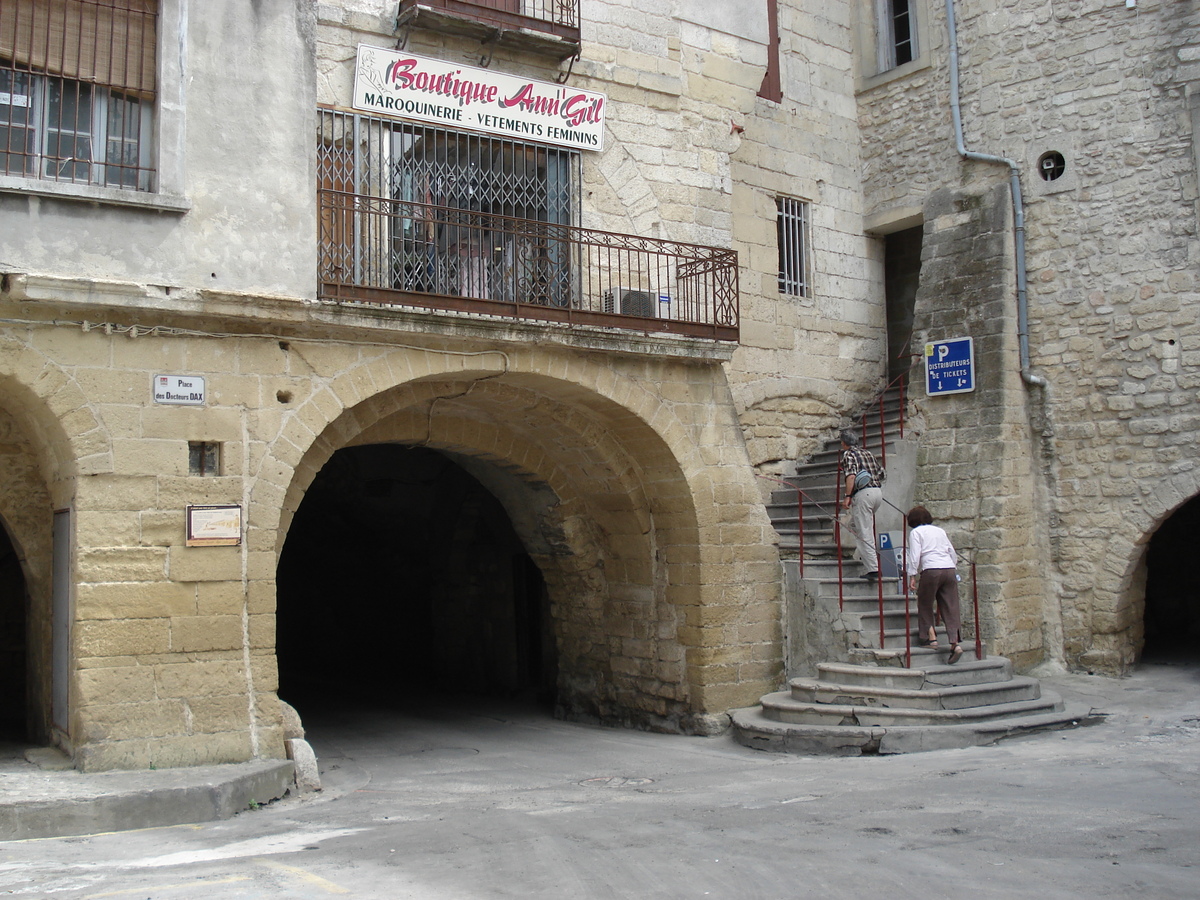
[873,507,884,649]
[972,560,982,660]
[903,520,911,667]
[797,485,805,576]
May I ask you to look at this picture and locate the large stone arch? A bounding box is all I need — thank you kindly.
[1083,468,1200,673]
[248,346,780,731]
[0,343,106,744]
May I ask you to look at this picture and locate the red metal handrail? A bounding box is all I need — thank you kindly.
[853,371,906,467]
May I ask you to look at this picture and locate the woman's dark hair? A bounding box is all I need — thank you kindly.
[907,506,934,528]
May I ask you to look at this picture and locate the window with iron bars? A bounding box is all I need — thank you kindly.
[0,0,157,191]
[319,110,582,308]
[776,196,809,298]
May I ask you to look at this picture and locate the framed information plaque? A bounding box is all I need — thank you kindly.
[186,505,242,547]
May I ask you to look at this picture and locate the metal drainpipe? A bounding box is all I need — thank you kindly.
[944,0,1047,389]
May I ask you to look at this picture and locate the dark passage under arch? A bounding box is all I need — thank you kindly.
[1142,495,1200,663]
[0,523,28,741]
[276,445,557,713]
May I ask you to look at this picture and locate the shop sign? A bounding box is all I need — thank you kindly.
[353,45,606,152]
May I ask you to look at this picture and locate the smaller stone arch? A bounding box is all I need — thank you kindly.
[1088,468,1200,673]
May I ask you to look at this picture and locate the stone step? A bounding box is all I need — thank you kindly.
[787,674,1042,711]
[816,657,1012,688]
[758,689,1065,728]
[729,702,1095,756]
[854,622,980,650]
[849,643,987,666]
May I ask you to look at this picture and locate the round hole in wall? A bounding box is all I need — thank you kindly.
[277,390,293,404]
[1037,151,1067,181]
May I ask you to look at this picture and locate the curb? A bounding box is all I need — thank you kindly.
[0,759,295,841]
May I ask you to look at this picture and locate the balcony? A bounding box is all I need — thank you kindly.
[317,110,739,342]
[397,0,581,63]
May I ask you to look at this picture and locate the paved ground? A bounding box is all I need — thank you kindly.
[0,663,1198,899]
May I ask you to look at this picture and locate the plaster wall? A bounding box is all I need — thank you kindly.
[0,0,317,300]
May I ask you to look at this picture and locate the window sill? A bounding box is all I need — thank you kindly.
[0,177,190,213]
[856,57,932,94]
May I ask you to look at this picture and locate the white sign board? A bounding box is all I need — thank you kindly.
[186,505,242,547]
[153,374,206,406]
[353,46,606,152]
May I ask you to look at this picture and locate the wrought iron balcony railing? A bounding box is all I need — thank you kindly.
[318,190,740,341]
[397,0,581,59]
[317,108,737,341]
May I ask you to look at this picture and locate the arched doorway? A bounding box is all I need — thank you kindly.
[0,521,28,741]
[1142,494,1200,663]
[276,444,557,713]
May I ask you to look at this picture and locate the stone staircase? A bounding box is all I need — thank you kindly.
[766,385,906,557]
[734,386,1091,755]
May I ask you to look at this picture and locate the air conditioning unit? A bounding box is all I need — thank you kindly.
[602,287,657,318]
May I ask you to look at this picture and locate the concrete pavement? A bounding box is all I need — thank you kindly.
[0,663,1197,899]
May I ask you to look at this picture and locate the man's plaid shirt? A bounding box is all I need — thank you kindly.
[842,445,885,493]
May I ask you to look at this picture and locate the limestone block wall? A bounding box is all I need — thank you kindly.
[318,2,884,479]
[857,0,1200,672]
[1,263,783,767]
[908,184,1053,668]
[729,0,885,471]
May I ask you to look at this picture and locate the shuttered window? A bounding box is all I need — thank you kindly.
[0,0,157,190]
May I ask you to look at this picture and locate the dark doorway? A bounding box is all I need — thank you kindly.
[0,523,28,741]
[276,445,557,712]
[884,225,923,382]
[1142,495,1200,663]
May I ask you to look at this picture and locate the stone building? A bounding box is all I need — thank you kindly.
[0,0,880,771]
[2,0,1193,774]
[854,0,1200,674]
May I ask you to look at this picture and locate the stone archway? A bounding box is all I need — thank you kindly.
[272,371,704,731]
[250,344,782,736]
[1141,494,1200,663]
[275,444,558,709]
[1085,470,1200,673]
[0,402,58,744]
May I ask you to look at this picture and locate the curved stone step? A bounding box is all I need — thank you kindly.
[729,701,1095,756]
[788,674,1042,711]
[817,657,1012,688]
[850,643,987,666]
[758,689,1064,727]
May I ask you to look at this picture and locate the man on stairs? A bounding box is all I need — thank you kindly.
[839,430,885,583]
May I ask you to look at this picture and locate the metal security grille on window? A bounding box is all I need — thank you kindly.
[319,110,581,308]
[777,197,808,297]
[0,0,157,190]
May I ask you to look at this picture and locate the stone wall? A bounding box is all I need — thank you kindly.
[858,0,1200,672]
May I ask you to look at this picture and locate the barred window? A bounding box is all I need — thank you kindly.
[319,109,581,307]
[0,0,157,191]
[776,196,809,297]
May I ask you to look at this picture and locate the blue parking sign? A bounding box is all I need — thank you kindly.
[925,338,975,396]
